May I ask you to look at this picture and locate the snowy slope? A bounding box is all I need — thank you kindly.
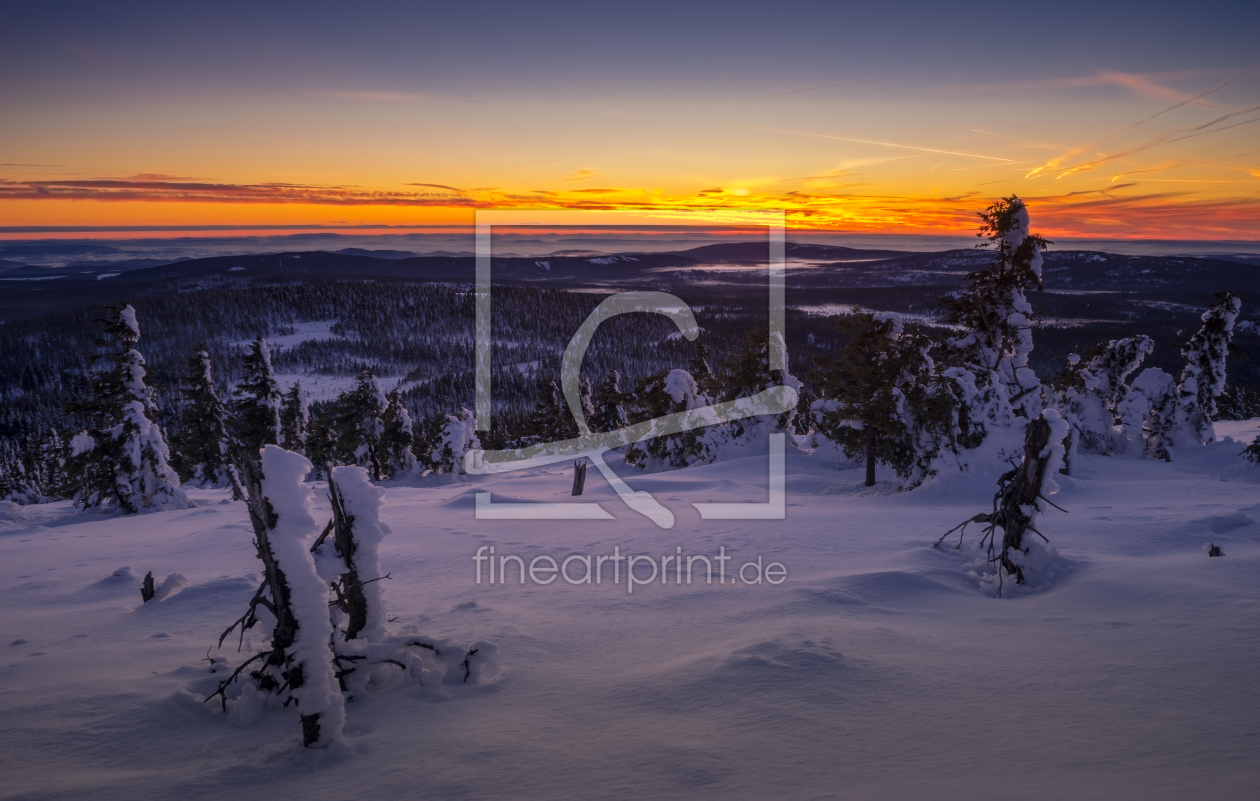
[2,431,1259,800]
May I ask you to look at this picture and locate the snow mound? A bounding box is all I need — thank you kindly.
[954,539,1080,598]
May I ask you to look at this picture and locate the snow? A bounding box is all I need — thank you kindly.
[1,434,1259,797]
[329,465,391,640]
[258,445,345,746]
[229,320,350,350]
[118,305,140,338]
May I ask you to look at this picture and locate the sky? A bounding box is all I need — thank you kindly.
[2,0,1259,240]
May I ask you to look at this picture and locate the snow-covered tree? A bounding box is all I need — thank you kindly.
[379,390,418,478]
[1118,367,1178,461]
[210,445,344,747]
[1176,290,1241,444]
[941,196,1049,433]
[64,303,189,513]
[279,381,310,456]
[171,347,241,492]
[315,465,391,642]
[0,445,41,505]
[1054,336,1154,454]
[718,326,799,435]
[936,410,1070,596]
[232,337,283,455]
[624,369,715,469]
[328,370,390,480]
[1243,436,1260,464]
[418,408,481,475]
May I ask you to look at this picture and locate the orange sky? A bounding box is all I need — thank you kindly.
[3,5,1259,240]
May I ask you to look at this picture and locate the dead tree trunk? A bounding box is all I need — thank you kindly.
[935,416,1065,596]
[208,452,319,745]
[141,571,156,603]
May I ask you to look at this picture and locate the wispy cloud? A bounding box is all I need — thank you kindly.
[946,69,1221,98]
[772,130,1014,162]
[2,176,1256,239]
[565,168,600,181]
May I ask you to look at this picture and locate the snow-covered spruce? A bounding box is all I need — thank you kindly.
[315,466,391,642]
[1175,290,1241,445]
[170,347,243,495]
[379,389,418,478]
[418,408,481,475]
[1117,368,1178,461]
[940,196,1048,440]
[623,368,715,470]
[325,369,391,480]
[1243,436,1260,464]
[209,445,344,748]
[63,303,189,514]
[232,336,284,454]
[935,410,1070,596]
[1054,336,1154,455]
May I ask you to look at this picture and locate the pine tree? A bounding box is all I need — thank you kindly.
[171,347,241,490]
[1242,436,1260,464]
[279,381,310,456]
[519,378,578,445]
[941,196,1049,431]
[1176,290,1241,444]
[588,370,630,433]
[718,326,799,434]
[379,389,418,478]
[687,333,721,399]
[232,337,284,456]
[63,303,188,513]
[812,313,935,487]
[329,370,390,481]
[38,429,67,500]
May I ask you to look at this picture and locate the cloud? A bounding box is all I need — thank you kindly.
[126,173,196,181]
[772,130,1014,162]
[0,178,483,207]
[2,176,1256,239]
[946,69,1221,98]
[565,168,600,181]
[403,182,468,194]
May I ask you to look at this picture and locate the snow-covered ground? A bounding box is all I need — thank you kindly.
[2,425,1259,800]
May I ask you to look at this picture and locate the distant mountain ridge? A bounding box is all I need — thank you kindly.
[2,242,1256,321]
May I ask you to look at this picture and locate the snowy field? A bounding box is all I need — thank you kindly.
[2,424,1259,800]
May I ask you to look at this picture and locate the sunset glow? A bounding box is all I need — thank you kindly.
[2,3,1258,240]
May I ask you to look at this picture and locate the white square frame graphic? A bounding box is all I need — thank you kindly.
[472,210,788,526]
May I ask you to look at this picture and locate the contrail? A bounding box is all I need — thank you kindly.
[1128,67,1260,129]
[770,130,1013,161]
